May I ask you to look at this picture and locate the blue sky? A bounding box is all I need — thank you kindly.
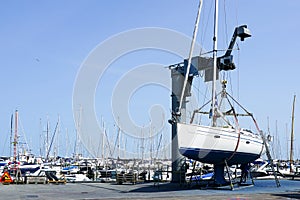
[0,1,299,160]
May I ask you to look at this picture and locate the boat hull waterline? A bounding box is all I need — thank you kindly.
[177,123,264,165]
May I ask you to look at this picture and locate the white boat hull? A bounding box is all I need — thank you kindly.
[177,123,264,165]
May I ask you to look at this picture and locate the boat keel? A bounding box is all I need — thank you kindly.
[214,164,227,185]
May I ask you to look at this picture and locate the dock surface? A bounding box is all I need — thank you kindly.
[0,180,300,200]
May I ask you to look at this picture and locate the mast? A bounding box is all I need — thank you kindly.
[74,105,82,159]
[117,118,120,159]
[101,119,105,164]
[212,0,219,127]
[46,118,59,161]
[55,115,60,157]
[285,123,289,160]
[275,120,281,159]
[46,117,49,160]
[10,114,13,158]
[290,95,296,172]
[39,118,42,157]
[13,110,18,166]
[141,128,144,166]
[65,128,69,157]
[150,125,153,164]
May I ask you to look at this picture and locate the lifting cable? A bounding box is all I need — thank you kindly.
[225,95,241,162]
[226,92,265,155]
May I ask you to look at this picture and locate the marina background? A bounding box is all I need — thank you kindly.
[0,0,299,160]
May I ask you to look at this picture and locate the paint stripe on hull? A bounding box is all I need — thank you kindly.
[179,147,260,165]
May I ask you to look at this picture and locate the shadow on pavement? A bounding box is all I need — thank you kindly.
[272,192,300,199]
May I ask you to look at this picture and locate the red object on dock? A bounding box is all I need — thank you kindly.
[1,171,13,184]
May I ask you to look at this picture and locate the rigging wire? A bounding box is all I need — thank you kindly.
[178,0,203,112]
[1,131,9,155]
[223,0,229,47]
[191,0,243,127]
[200,0,213,55]
[233,1,242,120]
[192,80,210,103]
[237,45,240,103]
[200,47,239,56]
[18,115,30,153]
[201,86,209,124]
[221,0,229,94]
[234,0,239,27]
[196,1,213,125]
[191,75,211,125]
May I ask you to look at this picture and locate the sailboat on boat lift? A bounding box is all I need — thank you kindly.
[176,0,265,166]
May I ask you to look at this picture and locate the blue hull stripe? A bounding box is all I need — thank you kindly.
[179,147,260,165]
